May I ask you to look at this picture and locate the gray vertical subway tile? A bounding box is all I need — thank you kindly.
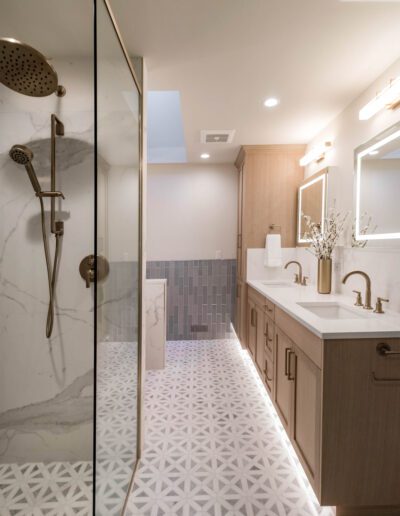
[146,259,236,340]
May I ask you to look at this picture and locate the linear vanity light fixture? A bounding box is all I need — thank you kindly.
[359,76,400,121]
[355,127,400,241]
[299,141,332,167]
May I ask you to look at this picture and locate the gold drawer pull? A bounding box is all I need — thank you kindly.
[288,351,296,381]
[284,347,291,376]
[371,372,400,384]
[264,357,273,382]
[377,343,400,357]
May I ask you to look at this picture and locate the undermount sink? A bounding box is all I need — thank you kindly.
[297,302,367,320]
[262,280,293,287]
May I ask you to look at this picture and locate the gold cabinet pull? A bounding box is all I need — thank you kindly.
[371,372,400,384]
[287,351,296,381]
[250,307,257,327]
[263,356,273,382]
[377,343,400,357]
[284,347,291,376]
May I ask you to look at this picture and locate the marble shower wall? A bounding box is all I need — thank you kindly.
[99,262,139,342]
[146,259,236,340]
[0,58,95,463]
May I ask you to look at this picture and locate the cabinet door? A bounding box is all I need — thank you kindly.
[255,305,264,373]
[247,299,256,357]
[274,328,293,431]
[292,345,321,488]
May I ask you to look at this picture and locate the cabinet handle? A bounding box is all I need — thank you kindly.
[288,351,296,381]
[251,308,257,327]
[265,305,273,313]
[371,372,400,384]
[284,347,291,376]
[377,343,400,357]
[264,357,273,382]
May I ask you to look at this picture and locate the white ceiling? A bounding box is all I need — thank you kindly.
[2,1,400,164]
[110,0,400,163]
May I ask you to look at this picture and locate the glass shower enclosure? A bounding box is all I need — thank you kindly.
[0,1,143,514]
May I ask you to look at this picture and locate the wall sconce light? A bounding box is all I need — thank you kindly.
[359,76,400,121]
[299,141,332,167]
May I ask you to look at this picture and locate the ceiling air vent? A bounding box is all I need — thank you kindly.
[200,129,236,144]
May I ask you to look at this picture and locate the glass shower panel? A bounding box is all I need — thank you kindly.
[0,1,95,514]
[96,1,141,514]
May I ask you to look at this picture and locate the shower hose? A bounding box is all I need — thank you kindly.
[39,197,62,338]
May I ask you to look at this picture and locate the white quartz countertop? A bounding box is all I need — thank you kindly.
[247,279,400,339]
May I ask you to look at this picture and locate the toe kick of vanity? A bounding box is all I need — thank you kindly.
[246,284,400,513]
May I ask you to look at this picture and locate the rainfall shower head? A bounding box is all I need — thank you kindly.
[0,38,65,97]
[10,144,42,194]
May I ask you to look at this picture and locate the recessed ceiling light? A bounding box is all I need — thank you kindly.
[369,150,379,155]
[264,97,279,108]
[201,153,210,159]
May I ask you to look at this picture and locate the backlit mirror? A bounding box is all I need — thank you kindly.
[355,122,400,244]
[297,170,327,244]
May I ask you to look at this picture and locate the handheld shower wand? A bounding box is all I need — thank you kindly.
[9,126,65,338]
[9,145,42,195]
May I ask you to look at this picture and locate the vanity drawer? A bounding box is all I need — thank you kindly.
[248,285,275,319]
[248,285,266,307]
[275,307,322,368]
[264,298,275,319]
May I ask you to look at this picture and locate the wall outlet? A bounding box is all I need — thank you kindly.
[215,250,222,259]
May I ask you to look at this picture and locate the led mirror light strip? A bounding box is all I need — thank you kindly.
[355,128,400,241]
[299,142,332,167]
[297,173,327,243]
[359,76,400,121]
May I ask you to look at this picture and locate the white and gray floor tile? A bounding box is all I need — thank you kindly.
[127,338,335,516]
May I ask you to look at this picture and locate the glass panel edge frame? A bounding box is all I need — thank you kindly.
[97,1,144,514]
[354,121,400,241]
[297,169,328,245]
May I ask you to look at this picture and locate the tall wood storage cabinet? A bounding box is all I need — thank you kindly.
[233,145,306,346]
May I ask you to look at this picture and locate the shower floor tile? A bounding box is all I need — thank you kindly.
[0,460,92,515]
[0,341,138,516]
[127,338,336,516]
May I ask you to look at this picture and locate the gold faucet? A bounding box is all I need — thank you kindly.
[342,270,373,310]
[285,261,303,285]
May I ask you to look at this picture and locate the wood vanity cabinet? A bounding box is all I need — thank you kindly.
[246,285,400,512]
[233,145,305,346]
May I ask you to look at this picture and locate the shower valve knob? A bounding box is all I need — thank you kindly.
[79,255,109,288]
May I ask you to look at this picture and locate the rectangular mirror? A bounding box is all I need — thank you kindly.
[355,122,400,243]
[297,169,327,244]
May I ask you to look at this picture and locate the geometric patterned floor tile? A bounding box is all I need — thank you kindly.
[0,461,92,516]
[0,341,138,516]
[127,338,336,516]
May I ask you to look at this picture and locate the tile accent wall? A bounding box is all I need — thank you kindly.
[146,260,236,340]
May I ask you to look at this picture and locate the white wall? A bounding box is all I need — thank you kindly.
[147,163,238,261]
[304,57,400,312]
[305,57,400,208]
